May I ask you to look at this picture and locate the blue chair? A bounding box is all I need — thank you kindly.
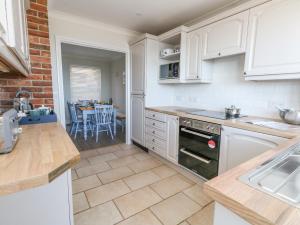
[68,102,93,139]
[94,104,114,142]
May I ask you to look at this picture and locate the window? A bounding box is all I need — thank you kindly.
[70,65,101,102]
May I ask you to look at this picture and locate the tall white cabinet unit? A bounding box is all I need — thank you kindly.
[130,35,158,146]
[244,0,300,80]
[0,0,30,75]
[219,126,287,174]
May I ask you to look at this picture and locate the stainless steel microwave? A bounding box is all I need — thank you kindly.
[160,62,179,80]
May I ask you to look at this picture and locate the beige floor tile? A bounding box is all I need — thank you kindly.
[114,148,140,158]
[187,202,215,225]
[87,153,118,165]
[123,171,161,190]
[179,222,190,225]
[72,175,102,194]
[151,174,194,199]
[150,193,201,225]
[114,186,162,219]
[73,192,89,214]
[86,180,130,207]
[96,145,121,155]
[183,184,213,207]
[116,209,162,225]
[152,165,177,179]
[80,149,99,159]
[74,201,122,225]
[128,158,162,173]
[73,159,90,169]
[118,143,140,150]
[76,162,110,178]
[72,169,78,180]
[108,155,138,168]
[97,166,134,184]
[133,152,153,161]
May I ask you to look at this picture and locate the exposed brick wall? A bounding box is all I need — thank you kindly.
[0,0,53,111]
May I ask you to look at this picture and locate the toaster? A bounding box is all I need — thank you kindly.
[0,109,22,154]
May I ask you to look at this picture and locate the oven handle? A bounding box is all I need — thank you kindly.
[181,128,212,140]
[179,148,211,164]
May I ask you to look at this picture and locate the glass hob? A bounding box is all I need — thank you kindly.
[189,110,247,120]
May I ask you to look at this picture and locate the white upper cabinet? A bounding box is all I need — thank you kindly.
[186,30,201,80]
[130,41,145,94]
[186,29,213,82]
[244,0,300,80]
[0,0,30,75]
[202,11,249,60]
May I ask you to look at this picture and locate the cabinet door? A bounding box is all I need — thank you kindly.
[202,11,249,60]
[186,30,202,80]
[166,115,179,164]
[219,126,287,174]
[131,95,145,146]
[5,0,29,65]
[0,0,8,42]
[130,41,145,94]
[244,0,300,77]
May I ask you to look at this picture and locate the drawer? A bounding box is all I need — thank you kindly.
[145,110,167,122]
[146,139,167,158]
[145,118,166,131]
[145,126,166,140]
[146,134,167,150]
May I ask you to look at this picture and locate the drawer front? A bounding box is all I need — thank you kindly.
[146,134,167,150]
[145,126,166,140]
[145,118,166,131]
[146,138,167,158]
[145,110,167,122]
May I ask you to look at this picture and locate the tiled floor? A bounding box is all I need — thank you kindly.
[72,144,215,225]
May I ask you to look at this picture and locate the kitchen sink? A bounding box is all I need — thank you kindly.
[240,144,300,207]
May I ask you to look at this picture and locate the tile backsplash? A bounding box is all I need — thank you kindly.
[171,55,300,119]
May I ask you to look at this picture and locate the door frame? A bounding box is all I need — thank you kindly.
[52,35,131,144]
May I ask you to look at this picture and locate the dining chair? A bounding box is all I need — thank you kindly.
[68,102,92,139]
[94,104,114,142]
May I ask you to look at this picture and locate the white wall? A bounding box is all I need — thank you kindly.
[111,56,126,114]
[171,55,300,119]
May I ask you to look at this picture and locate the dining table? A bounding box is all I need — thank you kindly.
[78,106,117,141]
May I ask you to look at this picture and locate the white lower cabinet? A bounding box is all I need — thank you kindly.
[219,126,287,174]
[131,95,145,146]
[0,170,73,225]
[145,110,179,164]
[214,203,250,225]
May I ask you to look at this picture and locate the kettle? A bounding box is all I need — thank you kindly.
[276,106,300,125]
[14,90,33,113]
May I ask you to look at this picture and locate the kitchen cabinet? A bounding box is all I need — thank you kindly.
[130,40,145,94]
[202,11,249,60]
[166,115,179,164]
[219,126,287,174]
[0,0,30,75]
[145,110,179,164]
[131,94,145,146]
[244,0,300,80]
[185,29,212,83]
[0,170,74,225]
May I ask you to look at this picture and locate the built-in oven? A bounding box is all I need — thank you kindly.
[178,117,221,180]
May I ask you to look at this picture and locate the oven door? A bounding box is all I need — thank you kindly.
[178,126,220,179]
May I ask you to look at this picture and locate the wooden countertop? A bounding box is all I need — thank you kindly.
[146,106,300,225]
[0,123,80,196]
[145,106,300,139]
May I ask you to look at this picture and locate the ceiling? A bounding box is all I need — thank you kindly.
[49,0,245,35]
[61,43,125,61]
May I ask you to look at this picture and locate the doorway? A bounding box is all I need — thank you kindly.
[59,43,127,151]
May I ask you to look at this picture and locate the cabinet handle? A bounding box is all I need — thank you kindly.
[218,52,221,56]
[244,72,247,75]
[152,131,155,134]
[152,123,155,126]
[152,147,155,150]
[152,139,155,142]
[152,114,155,117]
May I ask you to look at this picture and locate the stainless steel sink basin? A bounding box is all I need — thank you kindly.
[240,144,300,207]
